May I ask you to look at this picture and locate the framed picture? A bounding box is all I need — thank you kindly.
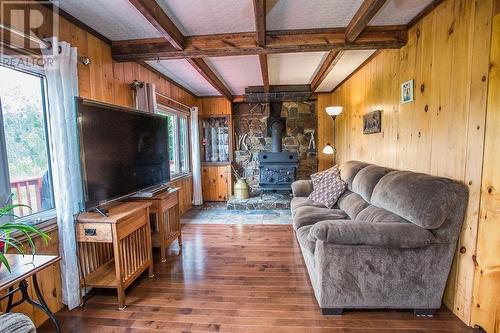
[401,79,414,104]
[363,110,382,134]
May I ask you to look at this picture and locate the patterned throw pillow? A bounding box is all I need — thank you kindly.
[310,166,340,183]
[308,167,346,208]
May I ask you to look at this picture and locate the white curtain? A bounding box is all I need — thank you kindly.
[42,38,82,310]
[135,83,156,112]
[190,107,203,205]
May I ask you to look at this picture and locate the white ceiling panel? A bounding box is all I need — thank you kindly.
[316,50,376,92]
[268,52,327,85]
[266,0,363,30]
[156,0,255,36]
[205,56,262,95]
[55,0,162,40]
[369,0,434,26]
[146,60,220,96]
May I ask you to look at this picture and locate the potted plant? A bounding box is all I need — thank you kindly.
[0,204,50,272]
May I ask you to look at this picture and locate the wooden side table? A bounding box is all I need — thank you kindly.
[76,202,153,309]
[0,254,61,333]
[131,188,182,262]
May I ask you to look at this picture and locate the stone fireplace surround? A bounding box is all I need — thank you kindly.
[233,101,318,196]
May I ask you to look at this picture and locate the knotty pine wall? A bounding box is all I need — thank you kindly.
[0,3,196,327]
[318,0,495,328]
[471,7,500,333]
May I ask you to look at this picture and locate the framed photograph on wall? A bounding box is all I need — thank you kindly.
[363,110,382,134]
[401,80,414,104]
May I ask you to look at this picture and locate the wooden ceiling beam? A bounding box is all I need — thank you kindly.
[259,54,270,93]
[310,50,343,92]
[129,0,185,50]
[112,26,407,61]
[253,0,266,47]
[186,58,232,101]
[345,0,388,43]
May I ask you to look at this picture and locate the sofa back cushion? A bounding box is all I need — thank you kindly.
[338,161,370,190]
[355,205,409,224]
[371,171,468,229]
[352,165,394,202]
[337,190,370,220]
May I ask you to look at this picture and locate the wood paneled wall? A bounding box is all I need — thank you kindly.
[199,97,232,115]
[471,11,500,333]
[1,4,197,327]
[322,0,495,327]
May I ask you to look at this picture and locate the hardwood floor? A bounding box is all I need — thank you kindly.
[39,224,474,332]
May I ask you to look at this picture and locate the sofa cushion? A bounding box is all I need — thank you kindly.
[338,161,371,190]
[308,167,346,208]
[293,206,348,230]
[296,225,316,254]
[291,179,314,197]
[308,220,436,248]
[371,171,468,229]
[352,165,394,202]
[290,197,326,214]
[356,205,409,224]
[337,190,370,220]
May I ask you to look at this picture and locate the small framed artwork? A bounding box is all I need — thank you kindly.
[363,110,382,134]
[401,79,414,104]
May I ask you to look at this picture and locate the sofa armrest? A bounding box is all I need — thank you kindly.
[308,220,435,248]
[291,180,313,197]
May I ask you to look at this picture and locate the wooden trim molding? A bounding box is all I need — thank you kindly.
[330,50,381,93]
[128,0,185,50]
[186,58,232,100]
[310,50,343,92]
[346,0,388,42]
[406,0,446,28]
[112,26,407,61]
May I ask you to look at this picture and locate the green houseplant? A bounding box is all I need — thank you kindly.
[0,204,50,272]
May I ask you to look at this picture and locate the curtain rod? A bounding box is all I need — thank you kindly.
[0,23,51,49]
[155,92,192,110]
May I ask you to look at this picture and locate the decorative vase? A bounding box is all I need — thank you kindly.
[234,178,250,199]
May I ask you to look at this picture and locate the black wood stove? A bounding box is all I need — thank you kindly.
[258,103,298,193]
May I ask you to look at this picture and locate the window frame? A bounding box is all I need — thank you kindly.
[0,63,57,225]
[156,104,191,179]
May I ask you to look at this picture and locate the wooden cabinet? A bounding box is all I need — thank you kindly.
[201,165,232,201]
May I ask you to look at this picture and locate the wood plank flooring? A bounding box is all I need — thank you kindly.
[39,224,475,332]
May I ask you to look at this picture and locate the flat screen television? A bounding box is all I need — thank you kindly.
[76,97,170,210]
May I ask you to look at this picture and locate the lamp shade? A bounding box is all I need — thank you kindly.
[322,144,334,155]
[325,106,343,117]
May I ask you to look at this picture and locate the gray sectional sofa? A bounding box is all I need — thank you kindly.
[291,161,468,316]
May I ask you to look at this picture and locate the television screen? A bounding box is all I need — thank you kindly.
[76,98,170,210]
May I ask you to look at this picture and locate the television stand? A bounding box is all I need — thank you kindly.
[91,206,109,217]
[76,202,154,310]
[130,187,181,262]
[131,184,171,198]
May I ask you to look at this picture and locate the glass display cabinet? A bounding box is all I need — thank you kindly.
[200,115,232,164]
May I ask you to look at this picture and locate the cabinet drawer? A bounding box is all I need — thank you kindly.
[76,223,112,242]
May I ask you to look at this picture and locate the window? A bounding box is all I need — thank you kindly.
[0,65,55,222]
[158,105,190,177]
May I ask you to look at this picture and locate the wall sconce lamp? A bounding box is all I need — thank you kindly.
[322,106,343,164]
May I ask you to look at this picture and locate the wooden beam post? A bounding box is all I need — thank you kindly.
[310,50,342,92]
[129,0,185,50]
[345,0,387,43]
[259,54,270,93]
[253,0,266,47]
[187,58,232,101]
